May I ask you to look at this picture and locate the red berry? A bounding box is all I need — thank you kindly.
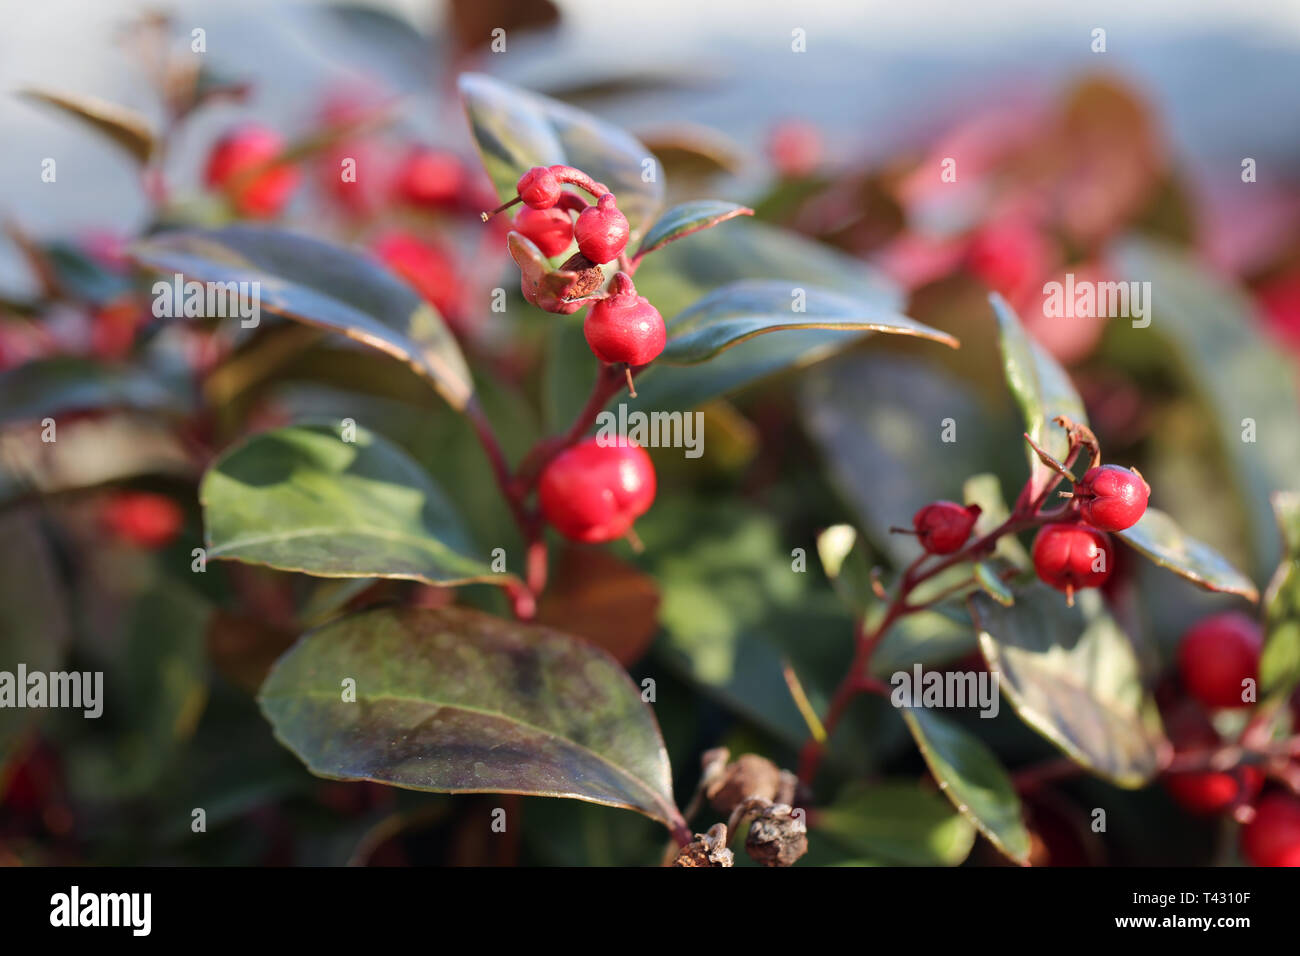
[394,146,465,210]
[1178,612,1261,710]
[538,438,656,543]
[1161,703,1263,815]
[1241,792,1300,866]
[205,125,300,219]
[514,206,574,258]
[912,501,981,554]
[517,166,562,209]
[575,193,630,264]
[371,232,460,321]
[101,492,183,549]
[1031,522,1114,599]
[583,273,665,366]
[1075,464,1149,532]
[767,119,822,178]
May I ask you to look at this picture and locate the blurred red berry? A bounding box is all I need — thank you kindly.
[966,216,1053,306]
[101,492,183,549]
[912,501,981,554]
[1178,612,1261,710]
[539,438,656,544]
[1031,522,1113,600]
[371,232,461,322]
[1241,792,1300,866]
[394,146,465,211]
[1256,270,1300,351]
[205,124,300,219]
[767,119,822,178]
[514,205,574,258]
[89,298,142,361]
[1161,703,1263,815]
[1075,464,1149,532]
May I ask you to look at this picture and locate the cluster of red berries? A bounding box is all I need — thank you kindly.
[908,464,1148,606]
[1162,613,1300,866]
[492,165,667,370]
[1030,463,1149,603]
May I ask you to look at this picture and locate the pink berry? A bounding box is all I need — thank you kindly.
[517,166,562,209]
[583,273,665,366]
[575,193,630,264]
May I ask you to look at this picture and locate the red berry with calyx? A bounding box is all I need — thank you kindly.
[517,166,562,209]
[583,273,665,366]
[575,193,630,264]
[101,492,183,549]
[205,125,300,219]
[1241,792,1300,866]
[1178,612,1261,710]
[539,438,656,544]
[1075,464,1149,532]
[1031,522,1113,601]
[514,206,574,258]
[912,501,981,554]
[1161,703,1263,815]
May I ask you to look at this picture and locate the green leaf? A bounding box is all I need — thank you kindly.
[0,413,192,505]
[20,87,154,162]
[801,353,1010,564]
[972,585,1163,787]
[612,219,914,412]
[1113,239,1300,573]
[659,279,958,365]
[458,72,663,242]
[990,293,1087,498]
[0,513,70,764]
[964,473,1030,569]
[634,200,753,260]
[901,708,1031,865]
[816,524,875,617]
[0,358,190,426]
[815,781,976,866]
[1117,507,1258,602]
[1262,492,1300,697]
[974,563,1015,606]
[200,424,505,587]
[258,605,680,826]
[130,226,473,410]
[43,240,135,304]
[870,611,978,676]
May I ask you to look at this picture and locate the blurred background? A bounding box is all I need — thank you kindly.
[1,1,1299,866]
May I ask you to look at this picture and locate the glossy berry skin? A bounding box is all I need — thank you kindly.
[204,125,300,219]
[1031,523,1114,596]
[575,193,630,264]
[539,439,656,543]
[517,166,562,209]
[583,273,665,366]
[912,501,981,554]
[514,206,574,258]
[1161,703,1263,815]
[101,492,183,549]
[1178,612,1262,710]
[1076,464,1149,532]
[1241,792,1300,866]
